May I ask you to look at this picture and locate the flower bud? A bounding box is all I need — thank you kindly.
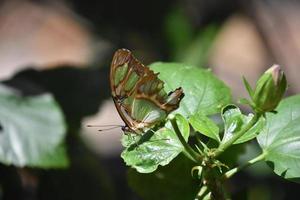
[252,64,287,113]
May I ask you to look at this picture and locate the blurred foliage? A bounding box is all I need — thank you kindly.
[164,7,193,59]
[164,7,219,67]
[238,142,271,177]
[0,84,68,168]
[218,143,246,168]
[175,25,218,67]
[0,66,119,200]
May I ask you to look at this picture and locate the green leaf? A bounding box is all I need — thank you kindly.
[189,112,220,142]
[257,95,300,181]
[0,84,68,168]
[121,114,189,173]
[150,63,231,117]
[171,114,190,139]
[127,154,199,200]
[242,76,254,98]
[221,105,264,144]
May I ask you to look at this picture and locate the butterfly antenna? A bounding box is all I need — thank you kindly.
[86,124,123,128]
[98,126,123,132]
[87,124,124,133]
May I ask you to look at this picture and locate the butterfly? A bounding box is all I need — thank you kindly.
[110,49,184,134]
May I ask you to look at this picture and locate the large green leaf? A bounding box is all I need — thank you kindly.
[221,105,264,144]
[0,84,68,168]
[257,95,300,181]
[150,62,231,117]
[127,154,199,200]
[189,112,220,142]
[121,114,189,173]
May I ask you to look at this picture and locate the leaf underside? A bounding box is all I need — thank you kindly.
[221,105,264,145]
[0,84,68,168]
[257,95,300,182]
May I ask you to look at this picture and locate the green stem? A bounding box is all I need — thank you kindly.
[222,152,266,180]
[197,185,210,200]
[214,113,260,157]
[170,118,202,163]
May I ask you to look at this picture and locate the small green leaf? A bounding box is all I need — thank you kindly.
[127,154,199,200]
[242,76,254,98]
[189,113,220,142]
[0,84,68,168]
[150,63,231,117]
[121,114,189,173]
[171,113,190,140]
[221,105,264,144]
[257,95,300,181]
[238,98,252,106]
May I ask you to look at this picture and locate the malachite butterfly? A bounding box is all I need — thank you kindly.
[110,49,184,134]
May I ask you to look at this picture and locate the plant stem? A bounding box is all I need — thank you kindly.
[170,117,202,163]
[206,174,228,200]
[222,152,266,180]
[214,113,260,157]
[197,185,210,200]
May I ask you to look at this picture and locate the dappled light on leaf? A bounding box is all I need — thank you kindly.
[121,114,189,173]
[221,105,265,144]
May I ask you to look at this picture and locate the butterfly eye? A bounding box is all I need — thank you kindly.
[122,126,131,132]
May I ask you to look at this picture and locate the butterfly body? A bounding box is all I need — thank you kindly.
[110,49,184,134]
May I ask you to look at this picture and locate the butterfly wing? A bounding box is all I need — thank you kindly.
[110,49,153,99]
[110,49,153,131]
[110,49,184,133]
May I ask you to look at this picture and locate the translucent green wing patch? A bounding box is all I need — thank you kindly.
[132,99,166,123]
[110,49,184,133]
[114,63,128,86]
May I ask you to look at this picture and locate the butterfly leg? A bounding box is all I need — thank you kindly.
[122,126,141,149]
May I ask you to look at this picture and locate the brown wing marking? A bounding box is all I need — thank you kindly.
[110,48,185,133]
[135,73,185,113]
[110,49,155,98]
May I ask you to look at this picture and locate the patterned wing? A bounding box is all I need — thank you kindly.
[110,49,153,99]
[121,73,184,132]
[110,49,184,133]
